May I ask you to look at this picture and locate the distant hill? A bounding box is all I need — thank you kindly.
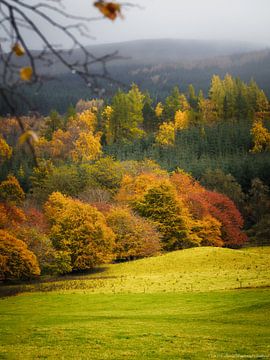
[2,39,270,114]
[33,38,265,74]
[84,38,264,65]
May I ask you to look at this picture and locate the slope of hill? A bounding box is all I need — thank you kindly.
[2,247,270,297]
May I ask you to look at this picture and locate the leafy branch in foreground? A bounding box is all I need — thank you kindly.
[0,0,131,163]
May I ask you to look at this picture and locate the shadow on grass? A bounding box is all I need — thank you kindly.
[0,266,117,298]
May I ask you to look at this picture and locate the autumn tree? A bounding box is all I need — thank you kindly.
[0,230,40,281]
[16,207,57,275]
[250,117,270,153]
[171,170,246,248]
[174,110,189,130]
[116,172,169,204]
[155,121,175,146]
[198,98,218,125]
[44,192,115,273]
[133,183,196,250]
[0,175,25,205]
[36,109,102,163]
[0,136,12,164]
[155,102,164,118]
[203,190,247,247]
[106,206,161,261]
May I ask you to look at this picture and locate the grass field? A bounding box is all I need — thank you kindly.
[0,247,270,359]
[2,246,270,296]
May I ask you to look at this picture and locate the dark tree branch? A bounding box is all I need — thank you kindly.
[0,0,133,165]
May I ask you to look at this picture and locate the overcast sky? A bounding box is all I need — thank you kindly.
[21,0,270,48]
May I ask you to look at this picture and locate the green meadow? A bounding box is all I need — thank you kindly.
[1,247,270,359]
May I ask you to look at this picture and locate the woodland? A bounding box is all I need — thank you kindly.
[1,74,270,281]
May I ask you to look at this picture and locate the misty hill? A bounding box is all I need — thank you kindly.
[3,39,270,114]
[34,38,265,75]
[84,38,264,65]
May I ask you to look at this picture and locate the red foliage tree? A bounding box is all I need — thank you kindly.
[171,171,247,248]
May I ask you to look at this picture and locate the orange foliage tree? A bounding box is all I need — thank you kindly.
[106,206,161,261]
[0,230,40,281]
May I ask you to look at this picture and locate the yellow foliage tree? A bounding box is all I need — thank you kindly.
[116,172,169,203]
[250,119,270,153]
[155,121,175,146]
[174,110,189,130]
[71,131,102,163]
[0,175,25,205]
[191,216,223,247]
[0,136,12,164]
[103,105,114,144]
[155,102,164,118]
[69,109,97,134]
[44,192,115,273]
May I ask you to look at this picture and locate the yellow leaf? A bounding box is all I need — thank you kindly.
[19,130,39,145]
[94,1,121,20]
[12,43,25,56]
[20,67,33,81]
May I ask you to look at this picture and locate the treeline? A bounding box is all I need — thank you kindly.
[1,75,270,281]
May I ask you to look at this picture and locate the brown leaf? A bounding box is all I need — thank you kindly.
[94,1,122,20]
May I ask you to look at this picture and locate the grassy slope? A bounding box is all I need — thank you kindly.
[3,246,269,295]
[1,247,270,359]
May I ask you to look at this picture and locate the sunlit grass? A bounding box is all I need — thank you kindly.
[2,246,269,296]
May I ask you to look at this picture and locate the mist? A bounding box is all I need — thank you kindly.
[28,0,270,49]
